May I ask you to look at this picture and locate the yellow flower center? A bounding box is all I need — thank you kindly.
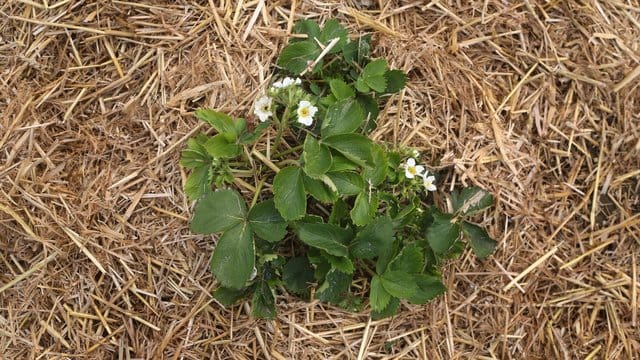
[408,166,417,175]
[300,107,309,117]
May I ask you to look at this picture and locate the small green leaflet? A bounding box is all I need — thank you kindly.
[357,58,388,93]
[329,79,355,100]
[325,171,364,196]
[292,20,321,41]
[184,165,211,201]
[384,70,407,94]
[273,166,307,220]
[350,191,378,226]
[426,212,461,254]
[406,274,446,305]
[180,136,211,169]
[319,19,348,54]
[248,199,287,243]
[213,286,251,307]
[194,109,240,141]
[252,281,276,319]
[204,134,241,159]
[321,98,364,137]
[316,269,352,303]
[350,215,394,259]
[210,222,254,289]
[379,270,418,299]
[370,275,391,312]
[295,222,351,257]
[462,222,497,259]
[303,136,332,178]
[277,40,319,75]
[322,134,374,167]
[190,189,246,234]
[324,252,355,274]
[282,257,314,296]
[303,175,338,203]
[371,297,400,320]
[451,187,494,216]
[362,144,387,186]
[388,243,424,274]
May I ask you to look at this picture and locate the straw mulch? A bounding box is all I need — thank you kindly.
[1,1,639,359]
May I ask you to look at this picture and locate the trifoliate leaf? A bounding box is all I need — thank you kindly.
[426,212,461,254]
[321,98,364,137]
[316,269,352,303]
[451,187,494,216]
[251,281,276,319]
[273,166,307,221]
[360,59,388,93]
[351,216,394,259]
[277,40,319,75]
[325,171,364,196]
[350,191,378,226]
[322,134,375,167]
[319,19,348,54]
[384,70,407,93]
[462,222,497,259]
[184,165,211,201]
[388,243,424,274]
[210,222,254,289]
[194,109,240,141]
[203,134,241,159]
[380,270,418,299]
[283,257,314,296]
[295,222,351,257]
[303,175,338,203]
[303,136,332,178]
[248,199,287,243]
[190,189,246,234]
[370,275,391,312]
[371,296,400,320]
[329,79,355,100]
[406,274,446,304]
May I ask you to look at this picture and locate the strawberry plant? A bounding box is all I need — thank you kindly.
[181,19,497,319]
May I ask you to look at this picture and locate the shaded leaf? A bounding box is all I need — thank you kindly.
[384,70,407,93]
[362,144,387,186]
[210,223,254,289]
[380,270,418,299]
[252,281,276,319]
[371,297,400,320]
[316,269,352,303]
[370,275,391,312]
[321,98,364,137]
[350,191,378,226]
[273,166,307,221]
[388,243,424,274]
[325,171,364,196]
[319,19,348,53]
[277,40,319,74]
[406,274,446,304]
[351,216,394,259]
[303,136,332,178]
[283,257,314,296]
[426,212,461,254]
[184,165,211,201]
[322,134,374,167]
[303,175,338,203]
[452,187,494,216]
[248,199,287,243]
[295,222,351,257]
[462,222,497,259]
[214,286,251,307]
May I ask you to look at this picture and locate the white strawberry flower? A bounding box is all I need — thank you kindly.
[296,100,317,126]
[422,172,437,192]
[272,77,301,89]
[254,95,273,122]
[404,158,424,179]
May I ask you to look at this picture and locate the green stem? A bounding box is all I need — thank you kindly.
[273,144,303,159]
[273,105,291,151]
[250,178,266,209]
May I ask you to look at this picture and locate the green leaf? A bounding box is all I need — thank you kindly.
[248,199,287,243]
[451,187,494,216]
[350,191,378,226]
[295,222,351,257]
[328,153,359,172]
[316,269,352,303]
[343,34,371,64]
[380,270,418,299]
[319,19,348,54]
[351,216,394,259]
[388,243,424,274]
[303,136,332,178]
[360,59,388,92]
[376,239,398,275]
[180,136,211,169]
[273,166,307,221]
[191,189,246,234]
[210,222,254,289]
[325,171,364,196]
[462,222,497,259]
[370,275,391,312]
[329,198,349,225]
[426,212,461,254]
[355,77,369,93]
[371,297,400,320]
[252,281,276,319]
[324,253,355,274]
[184,165,211,201]
[322,134,374,167]
[204,134,241,159]
[356,94,379,132]
[282,257,314,296]
[293,20,321,40]
[406,274,446,304]
[303,175,338,203]
[362,145,387,186]
[329,79,355,100]
[384,70,407,93]
[321,98,364,137]
[194,109,239,140]
[277,40,319,75]
[213,286,251,307]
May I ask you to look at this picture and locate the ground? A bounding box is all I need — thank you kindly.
[1,1,639,359]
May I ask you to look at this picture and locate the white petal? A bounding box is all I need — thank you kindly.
[308,105,318,117]
[405,168,415,179]
[299,100,311,108]
[427,183,437,191]
[297,116,313,126]
[415,165,425,175]
[294,78,302,84]
[407,158,416,167]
